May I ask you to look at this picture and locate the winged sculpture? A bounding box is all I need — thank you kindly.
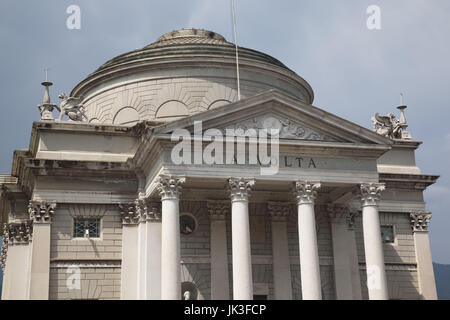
[58,93,87,121]
[371,112,402,139]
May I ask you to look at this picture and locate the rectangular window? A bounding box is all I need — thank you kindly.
[73,218,100,238]
[381,225,395,244]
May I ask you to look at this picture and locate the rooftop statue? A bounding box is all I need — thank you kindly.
[58,93,87,122]
[371,97,412,140]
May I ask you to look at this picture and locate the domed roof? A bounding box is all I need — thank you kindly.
[93,28,290,74]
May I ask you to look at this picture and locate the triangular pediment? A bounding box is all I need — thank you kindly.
[154,89,392,146]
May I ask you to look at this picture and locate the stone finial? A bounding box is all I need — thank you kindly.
[267,202,291,222]
[410,211,432,232]
[29,201,57,224]
[37,70,59,120]
[359,183,385,207]
[118,202,140,225]
[294,181,321,205]
[207,200,230,220]
[228,178,255,202]
[157,175,186,200]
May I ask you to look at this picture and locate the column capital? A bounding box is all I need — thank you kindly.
[28,201,56,224]
[267,202,291,222]
[327,204,357,229]
[228,178,255,202]
[157,175,186,201]
[118,202,140,225]
[294,181,321,205]
[359,183,385,207]
[1,220,33,271]
[207,200,230,220]
[410,211,432,232]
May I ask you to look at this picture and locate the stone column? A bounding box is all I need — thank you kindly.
[158,175,185,300]
[145,201,162,300]
[328,204,362,300]
[229,178,255,300]
[410,211,437,300]
[1,221,33,300]
[208,200,231,300]
[268,202,293,300]
[119,202,140,300]
[294,181,322,300]
[28,201,56,300]
[136,199,147,300]
[360,183,388,300]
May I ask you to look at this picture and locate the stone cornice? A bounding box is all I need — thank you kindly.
[410,211,432,232]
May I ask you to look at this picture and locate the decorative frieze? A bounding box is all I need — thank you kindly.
[207,200,230,220]
[118,202,140,225]
[359,183,385,207]
[267,202,291,222]
[410,211,432,232]
[294,181,321,205]
[29,201,57,224]
[157,175,186,200]
[228,178,255,202]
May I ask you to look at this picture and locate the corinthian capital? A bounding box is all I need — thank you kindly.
[29,201,56,224]
[327,204,357,229]
[294,181,321,205]
[5,221,33,244]
[228,178,255,202]
[410,211,432,232]
[118,202,140,225]
[267,202,291,222]
[146,201,162,222]
[359,183,385,207]
[157,175,186,200]
[207,201,230,220]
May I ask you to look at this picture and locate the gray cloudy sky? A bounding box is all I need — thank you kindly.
[0,0,449,263]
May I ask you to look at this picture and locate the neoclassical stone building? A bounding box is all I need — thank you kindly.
[0,29,439,300]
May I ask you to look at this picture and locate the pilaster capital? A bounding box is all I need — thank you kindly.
[410,211,432,232]
[327,204,357,229]
[157,175,186,201]
[28,201,56,224]
[294,181,321,205]
[145,201,162,222]
[228,178,255,202]
[118,202,140,225]
[4,220,33,244]
[267,202,291,222]
[207,200,230,220]
[359,183,385,207]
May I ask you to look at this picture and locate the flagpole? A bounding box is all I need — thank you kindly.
[231,0,241,101]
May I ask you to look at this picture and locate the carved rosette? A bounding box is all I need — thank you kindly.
[118,202,140,225]
[207,201,230,220]
[228,178,255,202]
[410,211,432,232]
[294,181,321,205]
[29,201,57,224]
[359,183,385,207]
[157,175,186,201]
[327,204,356,229]
[267,202,291,222]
